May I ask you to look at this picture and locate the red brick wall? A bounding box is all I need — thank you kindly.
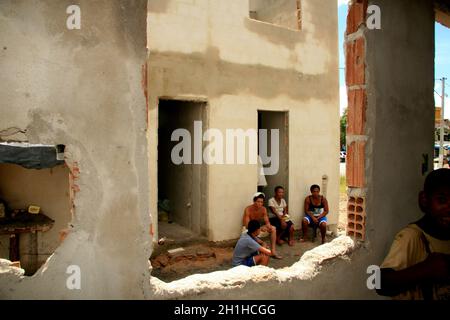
[345,0,368,240]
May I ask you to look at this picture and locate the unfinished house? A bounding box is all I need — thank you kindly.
[0,0,449,300]
[148,0,340,244]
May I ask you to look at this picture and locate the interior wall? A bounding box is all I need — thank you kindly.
[158,100,208,236]
[259,111,289,203]
[0,164,70,273]
[249,0,299,30]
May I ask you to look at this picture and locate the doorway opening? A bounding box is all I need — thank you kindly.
[157,99,208,245]
[257,111,289,202]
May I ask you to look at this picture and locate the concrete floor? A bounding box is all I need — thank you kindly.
[153,221,209,257]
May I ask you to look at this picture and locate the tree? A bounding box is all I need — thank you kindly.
[340,108,347,150]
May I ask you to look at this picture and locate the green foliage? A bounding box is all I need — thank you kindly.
[340,108,348,149]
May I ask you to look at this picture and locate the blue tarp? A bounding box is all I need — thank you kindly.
[0,143,65,169]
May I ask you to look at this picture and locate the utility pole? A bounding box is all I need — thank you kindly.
[439,77,446,168]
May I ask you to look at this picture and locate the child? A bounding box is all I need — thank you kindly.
[377,169,450,300]
[232,220,272,267]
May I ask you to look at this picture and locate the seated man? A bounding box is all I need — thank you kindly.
[242,192,282,259]
[377,169,450,300]
[300,184,329,244]
[232,220,272,267]
[268,186,295,246]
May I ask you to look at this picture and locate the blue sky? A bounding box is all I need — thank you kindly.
[337,1,450,119]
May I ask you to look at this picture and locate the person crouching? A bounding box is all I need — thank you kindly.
[232,219,272,267]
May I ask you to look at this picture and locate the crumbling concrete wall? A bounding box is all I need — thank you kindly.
[0,0,150,299]
[148,0,341,242]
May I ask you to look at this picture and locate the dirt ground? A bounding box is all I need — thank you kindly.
[151,193,348,283]
[151,230,336,282]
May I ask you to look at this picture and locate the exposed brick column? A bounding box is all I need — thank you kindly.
[60,160,80,243]
[345,0,368,241]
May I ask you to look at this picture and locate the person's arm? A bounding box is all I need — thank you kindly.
[284,205,288,215]
[249,237,270,255]
[269,206,282,219]
[243,207,250,228]
[263,207,271,227]
[253,236,264,246]
[304,197,317,223]
[258,246,272,256]
[317,197,329,219]
[304,197,312,217]
[250,233,269,247]
[377,253,450,296]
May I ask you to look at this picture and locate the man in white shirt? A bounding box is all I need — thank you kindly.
[268,186,294,246]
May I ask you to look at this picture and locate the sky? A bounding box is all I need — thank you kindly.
[337,1,450,119]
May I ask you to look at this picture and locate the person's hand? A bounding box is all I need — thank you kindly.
[281,220,287,229]
[423,253,450,281]
[312,217,319,224]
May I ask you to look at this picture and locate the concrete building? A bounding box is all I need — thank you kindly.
[148,0,340,242]
[0,0,449,300]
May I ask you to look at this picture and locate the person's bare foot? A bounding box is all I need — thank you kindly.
[321,239,326,244]
[288,239,294,246]
[299,238,307,242]
[271,254,283,259]
[277,239,285,245]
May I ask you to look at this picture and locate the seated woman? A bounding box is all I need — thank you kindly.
[300,184,329,244]
[268,186,295,246]
[232,220,272,267]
